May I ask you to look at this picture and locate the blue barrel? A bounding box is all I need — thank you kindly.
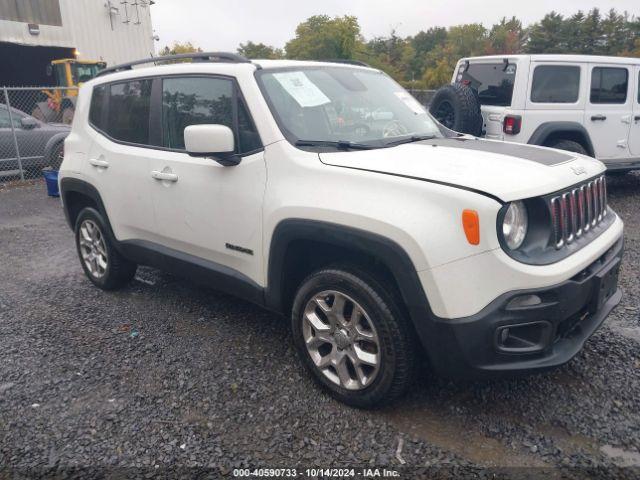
[43,169,60,197]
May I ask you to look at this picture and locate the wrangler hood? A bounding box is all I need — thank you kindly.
[319,137,605,202]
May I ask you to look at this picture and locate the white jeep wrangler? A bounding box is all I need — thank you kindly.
[60,52,624,407]
[430,54,640,172]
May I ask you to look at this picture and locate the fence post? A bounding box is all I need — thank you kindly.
[3,87,25,181]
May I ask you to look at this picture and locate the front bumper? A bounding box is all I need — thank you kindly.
[418,238,623,379]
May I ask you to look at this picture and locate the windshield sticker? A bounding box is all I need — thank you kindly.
[394,91,426,115]
[273,72,331,108]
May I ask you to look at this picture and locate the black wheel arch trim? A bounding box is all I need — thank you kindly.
[60,177,111,231]
[527,122,595,157]
[266,219,459,369]
[266,219,438,328]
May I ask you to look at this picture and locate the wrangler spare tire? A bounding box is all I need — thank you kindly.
[429,83,483,136]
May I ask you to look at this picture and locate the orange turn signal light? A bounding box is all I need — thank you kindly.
[462,210,480,245]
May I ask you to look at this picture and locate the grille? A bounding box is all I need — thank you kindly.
[549,175,608,249]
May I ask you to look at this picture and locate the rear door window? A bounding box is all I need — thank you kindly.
[590,67,628,104]
[531,66,580,103]
[106,80,152,144]
[456,62,517,107]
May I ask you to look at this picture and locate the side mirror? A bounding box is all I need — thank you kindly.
[184,124,239,166]
[21,117,38,129]
[46,65,53,76]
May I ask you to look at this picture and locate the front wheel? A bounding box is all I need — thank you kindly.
[291,267,416,407]
[75,208,137,290]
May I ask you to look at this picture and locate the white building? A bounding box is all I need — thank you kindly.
[0,0,157,86]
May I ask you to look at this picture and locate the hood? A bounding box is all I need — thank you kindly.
[319,137,605,202]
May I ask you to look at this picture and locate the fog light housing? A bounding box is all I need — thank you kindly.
[495,321,552,353]
[506,294,542,310]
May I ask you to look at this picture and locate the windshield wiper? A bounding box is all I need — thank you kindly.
[384,134,436,147]
[295,140,376,150]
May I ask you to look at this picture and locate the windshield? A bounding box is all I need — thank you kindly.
[257,67,445,148]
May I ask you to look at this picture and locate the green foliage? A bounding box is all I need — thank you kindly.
[230,8,640,90]
[285,15,363,60]
[525,8,639,55]
[237,41,283,59]
[159,41,202,57]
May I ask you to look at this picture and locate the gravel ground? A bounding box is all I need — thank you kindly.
[0,175,639,479]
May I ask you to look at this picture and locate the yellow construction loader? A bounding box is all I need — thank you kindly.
[32,58,106,124]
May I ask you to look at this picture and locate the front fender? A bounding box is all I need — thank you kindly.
[265,218,430,319]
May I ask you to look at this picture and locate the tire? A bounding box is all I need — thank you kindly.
[547,139,588,156]
[31,106,47,122]
[47,141,64,170]
[429,83,483,136]
[291,267,416,407]
[75,208,137,290]
[61,107,75,125]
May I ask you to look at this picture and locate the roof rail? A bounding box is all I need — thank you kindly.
[95,51,252,78]
[318,59,371,67]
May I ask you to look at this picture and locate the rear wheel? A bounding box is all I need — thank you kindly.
[547,139,588,156]
[31,106,47,122]
[61,107,75,125]
[291,267,416,407]
[48,141,64,170]
[75,208,137,290]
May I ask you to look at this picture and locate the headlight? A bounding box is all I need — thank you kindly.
[502,201,528,250]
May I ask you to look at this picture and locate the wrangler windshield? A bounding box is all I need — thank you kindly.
[257,67,445,148]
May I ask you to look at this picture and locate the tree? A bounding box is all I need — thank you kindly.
[237,41,283,59]
[525,12,567,53]
[285,15,363,60]
[408,28,448,81]
[488,17,524,54]
[601,9,630,55]
[362,30,415,81]
[159,41,202,57]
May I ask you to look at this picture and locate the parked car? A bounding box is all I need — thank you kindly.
[429,54,640,172]
[0,103,69,177]
[59,53,623,407]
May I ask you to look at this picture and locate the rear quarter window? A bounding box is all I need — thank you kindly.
[89,85,106,130]
[456,62,517,107]
[530,66,581,103]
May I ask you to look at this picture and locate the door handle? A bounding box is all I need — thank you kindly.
[151,170,178,182]
[89,158,109,168]
[590,115,607,121]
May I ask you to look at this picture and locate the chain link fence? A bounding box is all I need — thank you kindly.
[1,86,76,183]
[407,89,436,108]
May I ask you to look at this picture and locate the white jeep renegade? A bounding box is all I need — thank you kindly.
[445,54,640,172]
[59,52,624,407]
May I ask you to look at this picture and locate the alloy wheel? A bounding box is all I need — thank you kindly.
[78,219,108,278]
[302,290,381,391]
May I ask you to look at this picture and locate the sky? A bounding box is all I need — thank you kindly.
[150,0,637,52]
